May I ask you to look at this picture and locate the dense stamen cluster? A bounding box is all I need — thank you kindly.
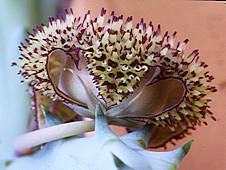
[13,9,77,101]
[84,11,154,107]
[148,47,217,129]
[128,37,217,130]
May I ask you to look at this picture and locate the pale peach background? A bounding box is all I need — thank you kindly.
[71,1,226,169]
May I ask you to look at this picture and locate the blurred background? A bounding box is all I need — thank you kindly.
[0,0,69,160]
[0,0,225,170]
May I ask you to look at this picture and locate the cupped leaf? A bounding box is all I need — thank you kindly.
[119,78,186,118]
[47,49,89,107]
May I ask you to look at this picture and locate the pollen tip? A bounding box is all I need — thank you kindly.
[11,62,17,66]
[32,28,37,34]
[157,24,161,31]
[148,21,152,26]
[173,31,177,36]
[184,39,189,44]
[126,16,132,22]
[27,32,34,37]
[70,8,73,14]
[140,18,144,24]
[100,8,106,16]
[110,11,115,16]
[212,116,216,121]
[64,8,69,14]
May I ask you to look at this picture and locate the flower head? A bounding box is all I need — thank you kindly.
[13,8,216,147]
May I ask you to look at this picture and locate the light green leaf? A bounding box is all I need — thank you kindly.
[6,104,192,170]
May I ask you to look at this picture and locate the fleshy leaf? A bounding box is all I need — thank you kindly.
[95,104,151,169]
[6,104,192,170]
[174,140,193,164]
[138,140,193,170]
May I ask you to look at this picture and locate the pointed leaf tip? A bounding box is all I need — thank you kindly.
[41,105,62,127]
[134,124,155,147]
[182,140,194,156]
[176,140,194,163]
[4,160,13,167]
[121,124,155,149]
[112,153,132,170]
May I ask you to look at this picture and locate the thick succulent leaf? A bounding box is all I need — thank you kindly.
[139,140,193,170]
[6,104,192,170]
[94,104,151,170]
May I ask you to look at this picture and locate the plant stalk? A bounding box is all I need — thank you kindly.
[14,120,95,154]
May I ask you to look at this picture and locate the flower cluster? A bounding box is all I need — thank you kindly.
[13,8,216,147]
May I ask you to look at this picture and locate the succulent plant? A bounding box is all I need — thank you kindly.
[5,104,193,170]
[3,8,216,170]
